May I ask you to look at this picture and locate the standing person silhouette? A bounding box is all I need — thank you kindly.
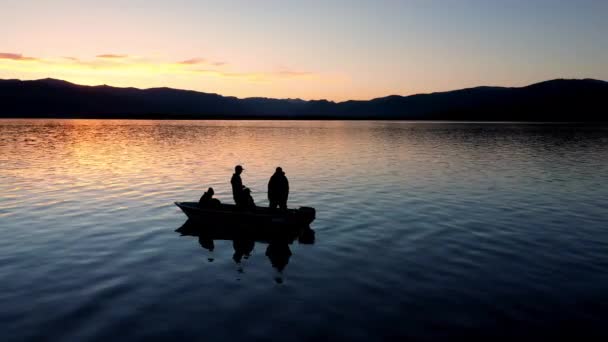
[231,165,245,205]
[268,167,289,210]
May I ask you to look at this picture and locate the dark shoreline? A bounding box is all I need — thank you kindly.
[2,116,608,123]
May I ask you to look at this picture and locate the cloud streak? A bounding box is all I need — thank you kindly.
[96,54,128,59]
[178,57,226,67]
[0,52,38,61]
[0,52,320,84]
[178,58,205,65]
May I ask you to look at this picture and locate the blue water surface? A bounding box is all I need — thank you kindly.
[1,120,607,341]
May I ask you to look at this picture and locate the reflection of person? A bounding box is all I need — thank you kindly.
[266,242,292,283]
[231,165,245,205]
[232,239,255,263]
[268,167,289,210]
[198,236,215,262]
[198,236,214,251]
[199,187,221,207]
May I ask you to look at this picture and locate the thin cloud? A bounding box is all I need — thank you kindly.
[0,52,318,83]
[178,58,206,65]
[96,54,128,58]
[0,52,38,61]
[178,58,227,66]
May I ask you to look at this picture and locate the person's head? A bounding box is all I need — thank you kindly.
[207,187,214,196]
[275,167,283,174]
[243,187,251,195]
[235,165,244,174]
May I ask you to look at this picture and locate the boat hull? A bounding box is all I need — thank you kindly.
[174,202,316,227]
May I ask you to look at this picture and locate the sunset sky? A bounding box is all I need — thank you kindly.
[1,0,607,101]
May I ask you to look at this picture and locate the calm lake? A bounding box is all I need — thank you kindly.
[1,119,607,341]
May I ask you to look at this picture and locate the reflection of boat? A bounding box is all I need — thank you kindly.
[176,219,315,282]
[174,202,316,227]
[175,219,314,244]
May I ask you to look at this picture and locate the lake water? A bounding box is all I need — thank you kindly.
[1,119,607,341]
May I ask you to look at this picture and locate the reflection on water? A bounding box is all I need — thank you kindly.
[176,219,315,283]
[1,119,608,341]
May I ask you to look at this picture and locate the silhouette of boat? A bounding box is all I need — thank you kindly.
[174,202,316,227]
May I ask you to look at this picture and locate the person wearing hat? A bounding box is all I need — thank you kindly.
[268,167,289,210]
[231,165,246,205]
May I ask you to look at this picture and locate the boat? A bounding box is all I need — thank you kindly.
[174,202,316,227]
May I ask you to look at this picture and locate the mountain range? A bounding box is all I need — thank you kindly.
[1,78,606,121]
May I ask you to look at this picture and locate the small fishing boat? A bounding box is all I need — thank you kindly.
[174,202,316,227]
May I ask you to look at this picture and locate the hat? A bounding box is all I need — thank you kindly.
[235,165,244,171]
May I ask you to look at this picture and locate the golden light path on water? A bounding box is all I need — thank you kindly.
[1,120,418,208]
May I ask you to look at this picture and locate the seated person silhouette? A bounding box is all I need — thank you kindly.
[238,187,256,210]
[199,187,221,207]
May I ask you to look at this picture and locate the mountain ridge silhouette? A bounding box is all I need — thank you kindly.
[1,78,606,121]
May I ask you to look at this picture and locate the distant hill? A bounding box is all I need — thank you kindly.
[1,78,607,121]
